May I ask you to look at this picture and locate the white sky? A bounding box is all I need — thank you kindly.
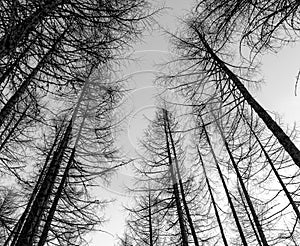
[89,1,300,245]
[257,43,300,128]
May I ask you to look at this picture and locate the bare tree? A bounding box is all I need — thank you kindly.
[0,0,154,182]
[135,107,194,246]
[196,146,229,246]
[123,186,164,246]
[161,15,300,169]
[0,2,156,244]
[194,0,300,58]
[200,119,249,246]
[4,65,127,245]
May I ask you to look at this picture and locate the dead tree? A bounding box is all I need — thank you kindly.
[137,108,191,245]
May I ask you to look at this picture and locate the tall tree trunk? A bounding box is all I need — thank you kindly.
[237,187,263,246]
[4,127,61,246]
[148,190,154,246]
[14,119,72,246]
[214,119,269,246]
[37,146,75,246]
[195,28,300,168]
[8,72,89,245]
[244,115,300,223]
[166,112,200,246]
[197,146,229,246]
[163,109,189,246]
[38,103,89,246]
[202,123,248,246]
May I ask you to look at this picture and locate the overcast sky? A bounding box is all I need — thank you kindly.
[90,1,300,245]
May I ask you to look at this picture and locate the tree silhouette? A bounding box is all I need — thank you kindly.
[123,186,164,246]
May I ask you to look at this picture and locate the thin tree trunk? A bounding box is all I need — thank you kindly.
[0,104,30,151]
[6,125,63,246]
[244,115,300,223]
[202,123,248,246]
[195,28,300,168]
[37,146,75,246]
[0,110,17,143]
[14,119,72,246]
[214,119,269,246]
[148,190,154,246]
[163,110,189,246]
[197,146,229,246]
[237,186,263,246]
[165,112,200,246]
[0,105,32,183]
[38,101,89,246]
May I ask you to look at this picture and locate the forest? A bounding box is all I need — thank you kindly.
[1,0,300,245]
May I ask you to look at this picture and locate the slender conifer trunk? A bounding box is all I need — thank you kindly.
[202,123,248,246]
[163,109,189,246]
[195,28,300,167]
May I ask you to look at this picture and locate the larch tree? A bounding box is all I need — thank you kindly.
[5,67,119,246]
[141,108,188,246]
[189,100,300,245]
[194,0,300,59]
[0,0,156,244]
[122,186,164,246]
[0,0,154,179]
[130,106,206,246]
[167,22,300,167]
